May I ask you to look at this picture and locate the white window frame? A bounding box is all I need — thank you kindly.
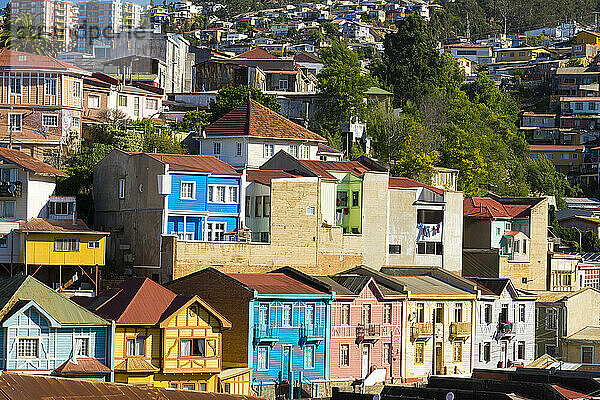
[236,142,242,157]
[180,181,196,200]
[301,145,310,159]
[264,143,274,158]
[73,81,82,98]
[118,95,128,107]
[0,200,16,218]
[88,94,101,109]
[118,178,125,199]
[54,238,80,252]
[340,343,349,366]
[304,345,315,369]
[290,144,299,158]
[8,113,22,132]
[45,78,57,96]
[42,114,59,127]
[213,142,221,155]
[282,304,292,326]
[206,222,225,241]
[74,337,90,357]
[87,240,100,249]
[208,185,238,204]
[9,77,22,96]
[145,98,158,110]
[383,342,391,364]
[17,337,39,358]
[257,346,268,370]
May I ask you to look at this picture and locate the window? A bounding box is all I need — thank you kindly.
[341,304,350,325]
[290,145,298,158]
[264,143,274,158]
[417,242,443,255]
[546,308,558,330]
[483,342,491,362]
[213,142,221,155]
[236,142,242,156]
[73,117,80,128]
[306,206,315,215]
[133,97,139,118]
[257,347,268,370]
[416,303,425,323]
[352,191,359,207]
[74,337,89,357]
[126,337,144,356]
[17,338,38,358]
[181,383,195,391]
[45,78,57,96]
[0,236,7,248]
[545,153,554,159]
[54,238,80,252]
[362,304,371,325]
[9,114,22,132]
[337,191,348,207]
[454,303,463,323]
[9,77,22,95]
[145,98,158,110]
[514,240,520,253]
[383,304,392,324]
[73,81,82,98]
[415,342,424,364]
[304,345,315,368]
[484,304,492,324]
[0,168,16,183]
[546,345,557,357]
[279,79,289,90]
[88,94,100,108]
[575,102,583,111]
[582,346,594,364]
[301,145,310,159]
[388,244,401,254]
[573,153,579,159]
[305,304,314,325]
[50,201,72,216]
[181,338,206,357]
[258,304,269,325]
[519,304,526,322]
[118,178,125,199]
[223,383,231,393]
[88,241,100,249]
[263,196,270,217]
[523,239,527,254]
[436,303,444,324]
[42,114,58,127]
[180,182,195,200]
[340,344,349,366]
[228,187,238,203]
[118,95,127,107]
[0,201,15,218]
[559,153,569,160]
[282,304,291,326]
[206,222,225,241]
[208,186,234,203]
[517,341,525,360]
[383,342,391,364]
[453,341,462,362]
[500,304,508,323]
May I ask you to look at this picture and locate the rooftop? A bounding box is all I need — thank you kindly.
[389,176,445,195]
[0,147,68,177]
[565,326,600,343]
[463,194,543,219]
[529,144,585,152]
[141,153,240,175]
[234,47,279,59]
[298,159,372,179]
[246,169,298,186]
[0,49,87,74]
[226,272,328,295]
[18,218,108,234]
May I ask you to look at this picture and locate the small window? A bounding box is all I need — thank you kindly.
[546,308,558,330]
[236,142,242,156]
[454,303,463,322]
[42,114,58,127]
[388,244,401,254]
[582,346,594,364]
[88,94,101,109]
[17,338,38,358]
[383,342,391,364]
[519,304,526,322]
[180,338,206,357]
[45,78,57,96]
[88,241,100,249]
[453,341,463,362]
[74,337,89,357]
[416,303,425,323]
[223,383,231,393]
[118,178,125,199]
[9,114,22,132]
[263,196,270,217]
[255,196,263,217]
[9,78,22,95]
[279,79,289,90]
[304,345,315,368]
[282,304,291,326]
[306,206,315,215]
[341,304,350,325]
[301,145,310,159]
[352,191,359,207]
[517,341,525,360]
[54,238,80,252]
[228,186,238,203]
[73,81,82,98]
[180,181,195,200]
[257,347,268,370]
[415,342,424,364]
[213,142,221,155]
[264,143,274,158]
[206,222,225,241]
[145,98,158,110]
[181,383,195,391]
[483,342,491,362]
[0,201,15,218]
[340,344,349,366]
[118,95,128,107]
[0,236,7,248]
[383,304,392,324]
[305,304,314,325]
[484,304,492,324]
[290,145,298,158]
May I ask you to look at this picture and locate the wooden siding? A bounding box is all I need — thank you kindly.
[20,233,106,266]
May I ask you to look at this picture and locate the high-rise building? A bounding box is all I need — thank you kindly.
[10,0,78,51]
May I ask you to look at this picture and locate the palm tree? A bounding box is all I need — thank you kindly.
[0,13,56,56]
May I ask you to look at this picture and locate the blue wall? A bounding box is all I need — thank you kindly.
[249,298,331,385]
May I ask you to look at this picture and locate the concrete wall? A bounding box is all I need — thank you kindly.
[528,199,549,290]
[442,191,463,273]
[361,172,388,269]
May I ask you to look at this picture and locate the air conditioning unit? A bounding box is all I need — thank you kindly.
[157,174,171,195]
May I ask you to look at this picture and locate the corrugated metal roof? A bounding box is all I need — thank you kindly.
[0,49,87,74]
[0,372,267,400]
[246,169,297,186]
[144,153,241,175]
[0,275,107,325]
[0,147,68,177]
[389,176,445,195]
[393,275,470,296]
[54,357,112,374]
[18,218,109,234]
[298,159,371,179]
[225,273,328,295]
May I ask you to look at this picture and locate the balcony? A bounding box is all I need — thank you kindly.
[449,322,471,340]
[356,323,381,341]
[411,322,433,341]
[496,322,516,339]
[253,324,279,346]
[0,181,22,197]
[300,324,325,344]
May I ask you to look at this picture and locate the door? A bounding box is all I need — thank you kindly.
[282,346,291,382]
[435,343,443,374]
[361,344,370,378]
[500,341,507,367]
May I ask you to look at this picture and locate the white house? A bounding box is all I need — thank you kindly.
[469,278,538,368]
[200,98,327,168]
[114,86,164,121]
[446,44,493,64]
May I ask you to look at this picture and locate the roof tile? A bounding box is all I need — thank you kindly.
[0,147,67,177]
[0,49,87,74]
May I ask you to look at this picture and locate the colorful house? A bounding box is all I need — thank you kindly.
[83,277,232,391]
[0,275,111,379]
[166,268,335,399]
[93,149,243,281]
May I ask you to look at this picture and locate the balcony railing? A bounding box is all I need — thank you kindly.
[411,322,433,341]
[449,322,471,339]
[301,324,325,342]
[496,322,516,338]
[253,324,279,344]
[356,323,381,340]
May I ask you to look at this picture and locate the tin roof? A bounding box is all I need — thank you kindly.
[0,372,267,400]
[564,326,600,343]
[246,169,298,186]
[297,159,371,179]
[54,357,112,374]
[463,195,543,219]
[0,49,87,74]
[0,147,68,177]
[225,273,328,295]
[205,99,326,142]
[18,218,109,234]
[114,358,159,373]
[143,153,240,175]
[234,47,279,59]
[0,275,107,325]
[388,176,445,195]
[316,143,343,155]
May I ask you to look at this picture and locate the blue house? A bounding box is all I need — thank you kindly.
[0,275,111,380]
[166,267,335,398]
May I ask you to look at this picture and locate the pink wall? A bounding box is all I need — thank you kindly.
[330,281,404,381]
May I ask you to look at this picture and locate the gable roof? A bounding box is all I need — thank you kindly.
[246,169,298,186]
[389,176,445,195]
[0,275,106,325]
[225,273,328,295]
[0,147,68,177]
[463,195,543,219]
[18,218,108,235]
[143,153,240,175]
[234,47,279,59]
[204,99,326,142]
[297,159,372,179]
[87,277,230,327]
[0,49,87,75]
[54,357,112,374]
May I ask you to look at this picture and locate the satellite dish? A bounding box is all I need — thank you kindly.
[446,392,455,400]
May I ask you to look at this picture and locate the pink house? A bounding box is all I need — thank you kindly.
[316,271,407,382]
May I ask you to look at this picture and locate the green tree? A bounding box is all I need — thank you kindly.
[0,12,56,55]
[142,132,186,154]
[322,22,340,39]
[566,57,584,67]
[209,86,281,122]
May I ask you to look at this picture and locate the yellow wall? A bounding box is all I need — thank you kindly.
[115,372,218,391]
[20,233,106,265]
[576,31,600,46]
[564,342,600,364]
[219,370,252,395]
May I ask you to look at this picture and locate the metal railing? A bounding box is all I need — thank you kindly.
[449,322,471,338]
[356,323,381,338]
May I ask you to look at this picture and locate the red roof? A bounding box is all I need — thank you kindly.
[388,176,445,195]
[0,147,67,177]
[463,196,538,218]
[551,385,591,399]
[234,47,279,60]
[246,169,298,186]
[503,230,522,236]
[144,153,240,175]
[0,49,87,74]
[19,218,108,234]
[205,99,326,142]
[294,52,323,64]
[226,273,328,295]
[529,144,585,152]
[298,160,371,179]
[54,357,112,374]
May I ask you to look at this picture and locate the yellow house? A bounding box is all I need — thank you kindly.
[85,277,232,392]
[495,46,554,62]
[564,326,600,364]
[575,30,600,47]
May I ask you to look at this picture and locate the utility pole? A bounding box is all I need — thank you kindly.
[466,13,471,42]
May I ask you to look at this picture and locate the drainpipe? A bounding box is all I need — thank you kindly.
[109,320,116,382]
[24,232,28,275]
